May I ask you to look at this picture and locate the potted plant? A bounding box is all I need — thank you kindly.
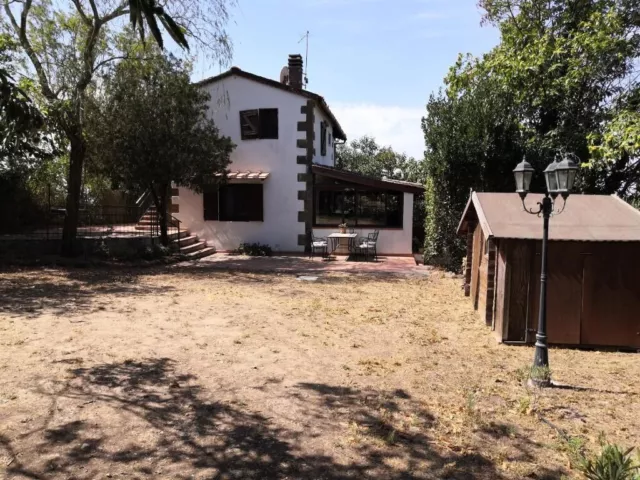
[338,222,348,234]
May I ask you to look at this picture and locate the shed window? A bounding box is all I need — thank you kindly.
[203,184,264,221]
[240,108,278,140]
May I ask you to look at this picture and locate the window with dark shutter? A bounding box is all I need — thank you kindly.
[203,185,219,220]
[320,121,327,156]
[239,110,259,140]
[219,184,264,221]
[259,109,278,139]
[239,108,278,140]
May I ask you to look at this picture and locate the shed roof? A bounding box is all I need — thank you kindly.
[457,192,640,242]
[195,67,346,140]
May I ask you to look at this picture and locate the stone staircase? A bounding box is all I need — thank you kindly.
[136,206,216,260]
[173,231,216,260]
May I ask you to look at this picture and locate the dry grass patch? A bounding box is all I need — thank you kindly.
[0,265,638,479]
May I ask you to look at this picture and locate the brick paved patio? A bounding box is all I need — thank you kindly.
[178,254,429,276]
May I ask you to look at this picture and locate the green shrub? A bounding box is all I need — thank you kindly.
[139,243,170,260]
[530,365,552,383]
[94,240,111,259]
[577,443,639,480]
[513,365,552,385]
[233,242,272,257]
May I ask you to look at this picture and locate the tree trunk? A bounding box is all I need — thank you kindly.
[158,184,169,247]
[61,132,86,256]
[150,183,170,247]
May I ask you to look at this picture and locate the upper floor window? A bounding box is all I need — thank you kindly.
[240,108,278,140]
[320,121,327,156]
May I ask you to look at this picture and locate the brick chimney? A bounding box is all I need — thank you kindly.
[288,54,304,89]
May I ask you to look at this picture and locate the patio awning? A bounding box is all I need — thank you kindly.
[216,171,270,182]
[311,164,424,194]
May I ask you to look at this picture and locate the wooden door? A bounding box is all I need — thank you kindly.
[529,242,583,345]
[581,244,640,348]
[504,240,533,342]
[470,225,483,310]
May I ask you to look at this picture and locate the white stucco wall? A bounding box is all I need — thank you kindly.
[173,74,416,255]
[313,193,414,255]
[174,75,307,252]
[313,107,334,167]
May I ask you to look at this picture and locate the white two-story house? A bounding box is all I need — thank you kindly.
[172,55,423,255]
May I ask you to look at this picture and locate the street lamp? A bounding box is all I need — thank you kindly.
[513,153,578,387]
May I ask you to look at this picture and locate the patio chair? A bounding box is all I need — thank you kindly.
[357,230,379,261]
[309,233,328,259]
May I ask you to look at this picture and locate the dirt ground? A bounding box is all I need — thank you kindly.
[0,262,638,480]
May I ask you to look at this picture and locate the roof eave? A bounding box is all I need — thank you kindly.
[312,164,424,194]
[196,68,346,141]
[456,191,494,239]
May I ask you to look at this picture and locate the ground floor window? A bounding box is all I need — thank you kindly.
[203,183,264,221]
[314,189,403,228]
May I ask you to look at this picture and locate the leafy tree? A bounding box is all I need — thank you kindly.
[1,0,233,255]
[86,54,234,246]
[0,35,54,169]
[424,0,640,270]
[422,77,521,270]
[336,135,423,182]
[470,0,640,193]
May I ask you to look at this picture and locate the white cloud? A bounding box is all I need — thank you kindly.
[331,103,426,159]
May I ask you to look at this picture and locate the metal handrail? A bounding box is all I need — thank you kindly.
[135,190,154,222]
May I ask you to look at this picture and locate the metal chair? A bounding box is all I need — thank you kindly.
[310,233,328,259]
[357,230,379,261]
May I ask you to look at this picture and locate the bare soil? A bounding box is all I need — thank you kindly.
[0,264,638,479]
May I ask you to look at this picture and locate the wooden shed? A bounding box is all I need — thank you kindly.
[457,192,640,349]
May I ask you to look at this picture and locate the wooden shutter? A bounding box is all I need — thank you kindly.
[240,110,259,139]
[203,186,219,220]
[245,184,264,221]
[259,109,278,139]
[320,122,327,156]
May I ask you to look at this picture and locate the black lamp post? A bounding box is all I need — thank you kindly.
[513,153,578,387]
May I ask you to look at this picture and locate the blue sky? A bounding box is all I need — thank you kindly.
[192,0,499,159]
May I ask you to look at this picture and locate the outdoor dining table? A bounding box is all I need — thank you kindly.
[327,232,358,255]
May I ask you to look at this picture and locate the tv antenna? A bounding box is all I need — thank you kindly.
[298,30,309,87]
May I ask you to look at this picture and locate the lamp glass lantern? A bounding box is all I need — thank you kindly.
[554,155,579,195]
[513,159,535,197]
[544,161,559,195]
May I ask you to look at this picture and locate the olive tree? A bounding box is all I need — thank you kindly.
[86,54,234,246]
[1,0,233,254]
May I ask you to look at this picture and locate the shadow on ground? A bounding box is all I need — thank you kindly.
[0,259,416,317]
[1,358,565,479]
[0,269,174,317]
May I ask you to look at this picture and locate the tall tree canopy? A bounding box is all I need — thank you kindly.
[1,0,233,254]
[0,35,53,168]
[337,135,423,183]
[86,53,234,246]
[423,0,640,270]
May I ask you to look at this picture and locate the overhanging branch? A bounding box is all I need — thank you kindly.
[2,0,56,101]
